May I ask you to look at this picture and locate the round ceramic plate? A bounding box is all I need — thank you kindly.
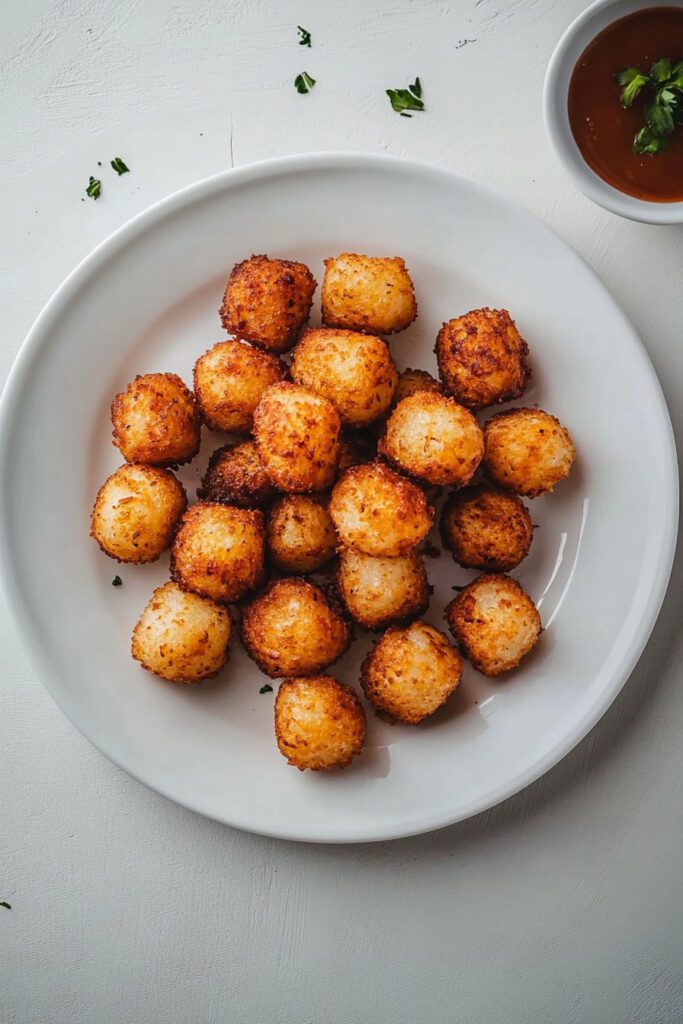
[0,154,677,843]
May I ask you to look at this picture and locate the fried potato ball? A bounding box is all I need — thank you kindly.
[131,581,232,683]
[361,620,462,724]
[111,372,200,466]
[394,367,443,405]
[275,676,366,771]
[241,578,350,678]
[291,327,398,427]
[253,382,342,493]
[220,254,316,354]
[321,253,417,335]
[446,573,541,676]
[267,495,337,573]
[336,547,429,630]
[379,391,484,486]
[193,340,286,433]
[197,441,277,508]
[441,485,533,571]
[171,502,265,604]
[329,462,433,557]
[483,408,576,498]
[91,464,186,563]
[435,308,530,409]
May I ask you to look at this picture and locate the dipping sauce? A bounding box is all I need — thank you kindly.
[568,7,683,202]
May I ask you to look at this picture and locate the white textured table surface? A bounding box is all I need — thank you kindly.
[2,2,682,1022]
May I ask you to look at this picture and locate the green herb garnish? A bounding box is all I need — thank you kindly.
[85,176,101,199]
[112,575,123,587]
[616,58,683,153]
[0,902,11,910]
[386,77,424,117]
[259,683,273,694]
[111,157,130,175]
[297,25,311,47]
[294,71,316,94]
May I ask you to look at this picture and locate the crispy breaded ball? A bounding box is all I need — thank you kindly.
[111,372,200,466]
[436,308,530,409]
[171,502,265,603]
[197,442,276,508]
[241,578,350,678]
[253,382,342,493]
[275,676,366,771]
[267,495,337,573]
[483,408,576,498]
[337,547,429,630]
[441,485,533,571]
[361,620,462,724]
[291,327,398,427]
[379,392,484,486]
[329,462,433,557]
[321,253,417,335]
[131,581,232,683]
[193,340,286,433]
[220,254,316,354]
[394,367,443,405]
[446,574,541,676]
[91,464,186,563]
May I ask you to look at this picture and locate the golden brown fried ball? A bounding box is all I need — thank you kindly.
[329,462,433,557]
[436,308,530,409]
[193,340,286,433]
[321,253,417,335]
[111,372,200,466]
[336,547,429,630]
[241,578,350,678]
[394,367,443,405]
[446,573,541,676]
[91,464,186,563]
[267,495,337,573]
[441,485,533,571]
[198,441,276,508]
[275,676,366,771]
[220,254,316,354]
[253,382,342,493]
[361,620,462,724]
[171,502,265,604]
[379,392,484,486]
[291,327,398,427]
[483,408,576,498]
[131,581,232,683]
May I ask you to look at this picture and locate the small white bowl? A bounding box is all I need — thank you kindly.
[544,0,683,224]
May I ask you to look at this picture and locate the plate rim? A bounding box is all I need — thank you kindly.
[0,151,678,843]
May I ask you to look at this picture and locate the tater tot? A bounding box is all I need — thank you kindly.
[436,308,530,409]
[394,367,443,405]
[91,464,187,563]
[483,408,576,498]
[111,372,201,466]
[446,573,541,676]
[379,391,484,486]
[291,327,398,427]
[267,495,337,573]
[241,578,350,678]
[440,484,533,571]
[275,676,366,770]
[321,253,417,335]
[171,502,265,603]
[336,547,429,630]
[197,441,277,508]
[329,462,433,557]
[220,254,316,354]
[131,581,232,683]
[253,382,342,493]
[193,340,286,433]
[361,620,462,723]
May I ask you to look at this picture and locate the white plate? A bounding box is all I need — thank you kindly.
[0,154,677,843]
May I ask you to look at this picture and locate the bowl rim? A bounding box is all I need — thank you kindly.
[543,0,683,224]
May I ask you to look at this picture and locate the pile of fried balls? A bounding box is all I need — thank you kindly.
[91,252,576,771]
